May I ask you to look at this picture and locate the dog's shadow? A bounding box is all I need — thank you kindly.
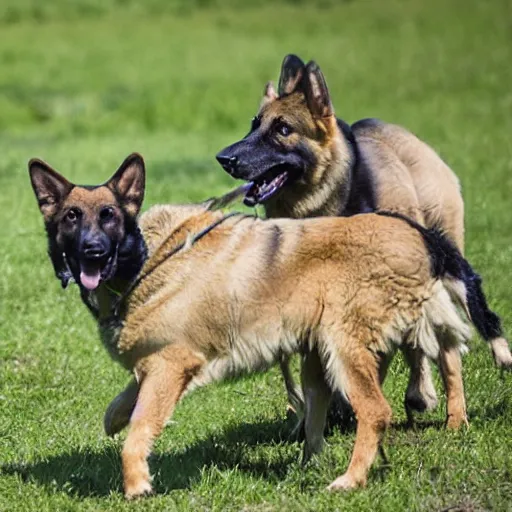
[1,417,301,498]
[2,399,507,498]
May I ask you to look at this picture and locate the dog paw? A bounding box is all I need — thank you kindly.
[327,473,364,491]
[124,480,153,500]
[445,414,469,430]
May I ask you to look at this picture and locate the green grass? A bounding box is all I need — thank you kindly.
[1,0,512,510]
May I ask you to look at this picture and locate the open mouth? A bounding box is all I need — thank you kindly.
[79,255,116,291]
[244,164,300,207]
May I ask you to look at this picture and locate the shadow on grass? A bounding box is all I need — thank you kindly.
[393,397,509,432]
[1,417,300,498]
[393,418,445,432]
[3,399,508,498]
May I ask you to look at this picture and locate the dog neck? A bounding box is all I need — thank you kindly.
[137,204,224,257]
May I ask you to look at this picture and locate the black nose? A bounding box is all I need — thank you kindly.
[216,154,238,175]
[83,240,107,260]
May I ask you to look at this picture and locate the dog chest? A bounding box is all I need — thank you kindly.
[98,317,124,363]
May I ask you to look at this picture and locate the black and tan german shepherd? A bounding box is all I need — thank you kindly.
[216,54,512,426]
[28,154,147,302]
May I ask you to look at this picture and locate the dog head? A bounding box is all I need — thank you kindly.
[216,54,345,209]
[29,153,146,291]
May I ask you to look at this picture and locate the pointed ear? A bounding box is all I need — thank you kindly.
[278,54,306,96]
[29,159,74,222]
[303,60,334,118]
[107,153,145,217]
[260,81,278,109]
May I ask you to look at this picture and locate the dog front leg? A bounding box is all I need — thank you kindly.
[104,379,139,437]
[122,345,204,499]
[301,348,331,464]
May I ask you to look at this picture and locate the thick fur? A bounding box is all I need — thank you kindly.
[31,157,507,498]
[96,201,484,497]
[216,55,512,427]
[378,211,505,346]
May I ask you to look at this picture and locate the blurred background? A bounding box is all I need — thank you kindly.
[1,1,511,510]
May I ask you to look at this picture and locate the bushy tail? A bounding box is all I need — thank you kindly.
[429,236,502,341]
[377,211,504,343]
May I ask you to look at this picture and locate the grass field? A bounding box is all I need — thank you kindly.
[1,0,512,510]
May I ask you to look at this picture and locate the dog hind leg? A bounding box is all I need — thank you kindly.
[437,337,468,429]
[327,344,392,490]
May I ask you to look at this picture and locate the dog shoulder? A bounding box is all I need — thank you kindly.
[139,204,211,254]
[138,205,176,253]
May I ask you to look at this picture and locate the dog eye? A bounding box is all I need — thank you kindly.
[65,208,80,223]
[276,122,293,137]
[100,206,115,221]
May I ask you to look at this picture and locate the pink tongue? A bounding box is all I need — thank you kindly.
[80,267,101,290]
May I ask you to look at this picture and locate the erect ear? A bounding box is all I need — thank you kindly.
[107,153,145,217]
[278,54,306,96]
[29,159,74,222]
[303,60,334,119]
[260,81,278,109]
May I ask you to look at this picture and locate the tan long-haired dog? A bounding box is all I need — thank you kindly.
[30,154,506,498]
